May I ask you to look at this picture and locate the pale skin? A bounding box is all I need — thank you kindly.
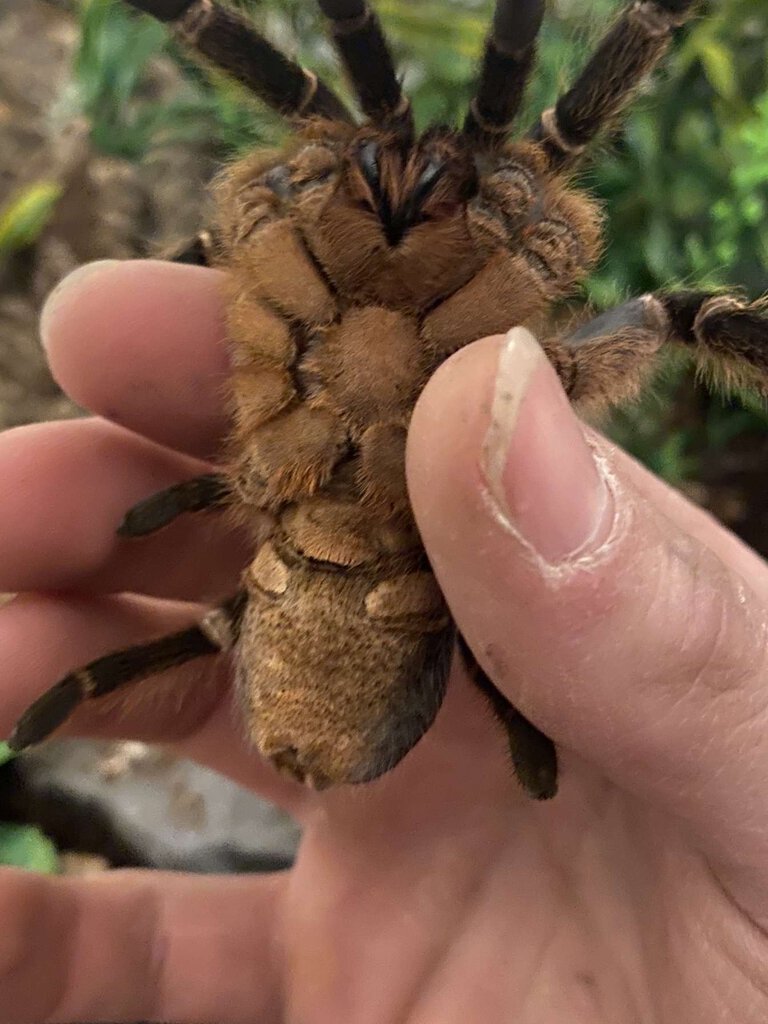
[1,259,768,1023]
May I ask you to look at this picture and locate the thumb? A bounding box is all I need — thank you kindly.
[407,329,768,877]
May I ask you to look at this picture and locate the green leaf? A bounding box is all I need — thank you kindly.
[0,182,64,256]
[697,39,739,102]
[0,743,15,769]
[0,824,59,874]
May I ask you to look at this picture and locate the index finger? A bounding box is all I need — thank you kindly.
[0,867,283,1023]
[41,260,231,459]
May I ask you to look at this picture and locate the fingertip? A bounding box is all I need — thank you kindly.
[40,260,123,349]
[40,260,231,458]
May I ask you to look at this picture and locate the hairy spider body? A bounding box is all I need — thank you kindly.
[10,0,768,801]
[212,125,601,789]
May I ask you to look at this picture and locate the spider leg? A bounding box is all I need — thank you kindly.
[457,635,558,801]
[118,473,230,538]
[317,0,412,134]
[529,0,696,169]
[124,0,353,123]
[663,290,768,396]
[545,291,768,408]
[463,0,545,148]
[7,592,247,752]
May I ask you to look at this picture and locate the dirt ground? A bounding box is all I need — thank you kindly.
[0,0,213,428]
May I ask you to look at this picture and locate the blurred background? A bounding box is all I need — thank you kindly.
[0,0,766,870]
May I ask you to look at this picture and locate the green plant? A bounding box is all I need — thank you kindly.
[571,0,768,478]
[57,0,242,159]
[0,743,59,873]
[0,182,64,257]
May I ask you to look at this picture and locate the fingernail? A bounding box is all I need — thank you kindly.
[482,326,613,564]
[40,260,120,349]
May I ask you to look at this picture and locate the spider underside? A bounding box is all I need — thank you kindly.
[10,0,768,801]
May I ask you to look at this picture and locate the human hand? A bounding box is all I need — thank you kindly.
[1,259,767,1023]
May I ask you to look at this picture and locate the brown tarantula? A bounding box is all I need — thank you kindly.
[9,0,768,800]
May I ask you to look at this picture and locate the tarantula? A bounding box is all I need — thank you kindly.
[9,0,768,800]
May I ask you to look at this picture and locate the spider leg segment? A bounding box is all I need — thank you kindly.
[463,0,545,148]
[529,0,697,169]
[7,592,247,753]
[458,635,558,801]
[118,473,230,538]
[546,291,768,408]
[662,290,768,395]
[124,0,352,122]
[317,0,412,133]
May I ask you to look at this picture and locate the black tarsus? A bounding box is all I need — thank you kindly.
[564,291,728,353]
[8,592,248,753]
[529,0,697,168]
[563,289,760,352]
[658,290,714,343]
[8,628,217,752]
[317,0,412,134]
[118,473,230,538]
[561,291,768,398]
[8,679,83,754]
[565,296,659,349]
[457,635,558,801]
[657,0,696,10]
[463,0,545,147]
[659,290,768,378]
[125,0,192,18]
[124,0,352,122]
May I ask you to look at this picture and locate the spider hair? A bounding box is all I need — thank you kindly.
[125,0,698,167]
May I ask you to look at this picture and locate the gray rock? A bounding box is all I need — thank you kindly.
[0,739,300,873]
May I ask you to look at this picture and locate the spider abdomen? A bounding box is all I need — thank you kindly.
[238,538,452,788]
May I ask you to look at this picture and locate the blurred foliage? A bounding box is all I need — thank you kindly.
[54,0,215,158]
[584,0,767,303]
[0,743,59,873]
[581,0,768,479]
[0,182,64,257]
[62,0,767,484]
[0,823,59,872]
